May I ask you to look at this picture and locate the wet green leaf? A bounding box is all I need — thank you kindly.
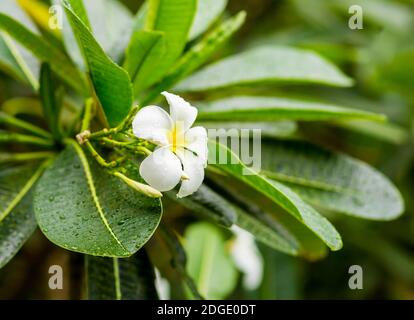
[176,46,353,92]
[86,250,158,300]
[142,0,197,88]
[0,12,86,94]
[261,140,404,220]
[63,2,133,126]
[208,141,342,251]
[34,142,162,257]
[0,163,47,268]
[196,96,385,122]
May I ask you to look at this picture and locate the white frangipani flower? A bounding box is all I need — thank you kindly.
[132,92,207,198]
[230,226,263,290]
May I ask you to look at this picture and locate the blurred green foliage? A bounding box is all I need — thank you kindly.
[0,0,414,300]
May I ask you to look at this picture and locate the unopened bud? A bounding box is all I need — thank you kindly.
[114,172,162,198]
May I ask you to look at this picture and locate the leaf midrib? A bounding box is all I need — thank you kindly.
[1,32,38,90]
[69,140,128,253]
[0,160,49,224]
[129,32,164,82]
[261,169,358,196]
[197,235,217,296]
[208,141,342,250]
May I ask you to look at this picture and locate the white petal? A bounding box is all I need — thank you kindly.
[185,126,208,167]
[162,91,198,132]
[155,268,170,300]
[230,226,263,290]
[139,147,182,192]
[176,149,205,198]
[132,105,172,145]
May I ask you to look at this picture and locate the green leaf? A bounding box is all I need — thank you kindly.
[0,130,54,148]
[39,63,62,140]
[64,0,90,27]
[334,120,408,145]
[208,140,342,251]
[0,163,47,268]
[207,171,328,260]
[332,0,413,32]
[184,222,238,299]
[0,1,39,89]
[124,30,166,94]
[175,46,354,92]
[58,0,133,65]
[172,183,300,257]
[86,250,158,300]
[0,111,51,139]
[258,243,302,299]
[34,141,162,257]
[0,12,86,94]
[235,208,299,256]
[83,0,133,62]
[142,0,197,88]
[196,96,386,122]
[199,121,297,138]
[63,2,133,127]
[168,184,237,228]
[159,226,203,299]
[260,139,404,220]
[131,1,148,33]
[0,34,36,88]
[189,0,227,40]
[143,11,246,104]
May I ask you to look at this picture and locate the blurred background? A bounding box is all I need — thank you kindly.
[1,0,414,299]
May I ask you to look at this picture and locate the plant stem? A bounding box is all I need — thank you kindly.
[86,106,139,140]
[0,151,56,164]
[0,131,55,147]
[84,141,121,168]
[100,138,152,155]
[80,98,95,132]
[0,111,52,139]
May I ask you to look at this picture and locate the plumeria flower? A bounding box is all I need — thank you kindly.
[230,226,263,290]
[132,92,207,198]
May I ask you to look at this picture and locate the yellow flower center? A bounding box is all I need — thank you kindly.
[168,124,185,153]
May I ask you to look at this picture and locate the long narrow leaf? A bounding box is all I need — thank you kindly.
[142,0,197,89]
[39,63,62,140]
[0,13,86,94]
[63,1,133,126]
[208,140,342,251]
[86,251,158,300]
[176,46,354,92]
[196,96,386,122]
[143,11,246,104]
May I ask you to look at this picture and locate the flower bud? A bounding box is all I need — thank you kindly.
[114,172,162,198]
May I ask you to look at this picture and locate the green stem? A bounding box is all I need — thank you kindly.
[84,141,118,168]
[101,138,152,155]
[86,106,139,140]
[0,131,55,147]
[0,151,56,164]
[81,98,94,132]
[0,111,52,139]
